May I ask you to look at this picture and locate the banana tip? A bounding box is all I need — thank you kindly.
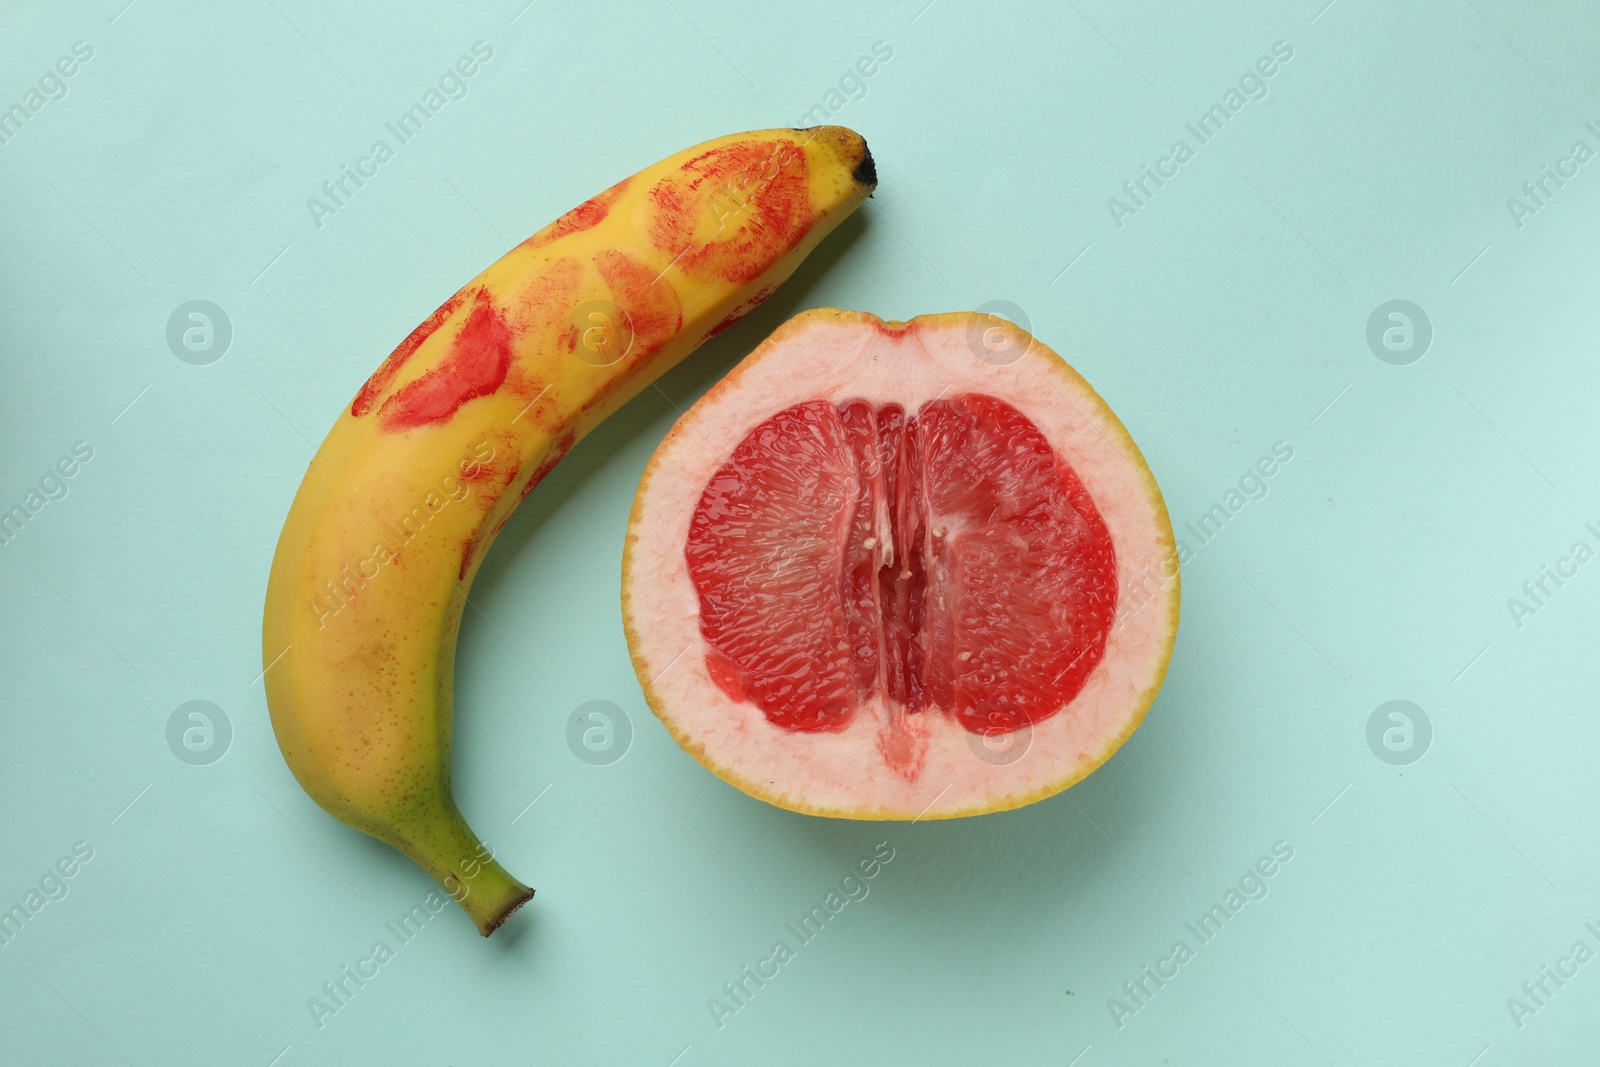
[853,144,877,191]
[481,886,535,937]
[796,124,877,194]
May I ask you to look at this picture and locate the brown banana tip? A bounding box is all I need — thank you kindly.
[852,142,877,190]
[482,887,535,937]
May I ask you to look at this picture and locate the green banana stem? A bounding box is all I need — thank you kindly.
[394,803,532,936]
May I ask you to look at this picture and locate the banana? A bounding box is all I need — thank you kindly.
[263,127,876,935]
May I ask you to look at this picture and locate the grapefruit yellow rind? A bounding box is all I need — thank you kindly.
[622,307,1179,820]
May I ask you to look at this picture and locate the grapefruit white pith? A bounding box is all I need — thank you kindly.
[623,309,1178,819]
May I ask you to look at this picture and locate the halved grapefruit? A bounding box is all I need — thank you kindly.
[623,309,1178,819]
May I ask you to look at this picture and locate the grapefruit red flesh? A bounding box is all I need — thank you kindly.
[624,309,1178,819]
[686,395,1119,748]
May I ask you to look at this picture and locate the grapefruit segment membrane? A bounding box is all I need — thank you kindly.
[624,309,1178,820]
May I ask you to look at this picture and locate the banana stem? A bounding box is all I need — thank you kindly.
[397,804,533,936]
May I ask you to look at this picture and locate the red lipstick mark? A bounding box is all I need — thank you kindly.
[521,177,631,253]
[648,140,814,286]
[352,293,464,417]
[518,429,577,502]
[593,249,683,365]
[512,256,583,340]
[379,288,513,432]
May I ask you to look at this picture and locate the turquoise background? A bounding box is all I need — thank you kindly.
[3,1,1598,1063]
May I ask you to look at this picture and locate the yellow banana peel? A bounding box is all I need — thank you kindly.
[262,127,876,934]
